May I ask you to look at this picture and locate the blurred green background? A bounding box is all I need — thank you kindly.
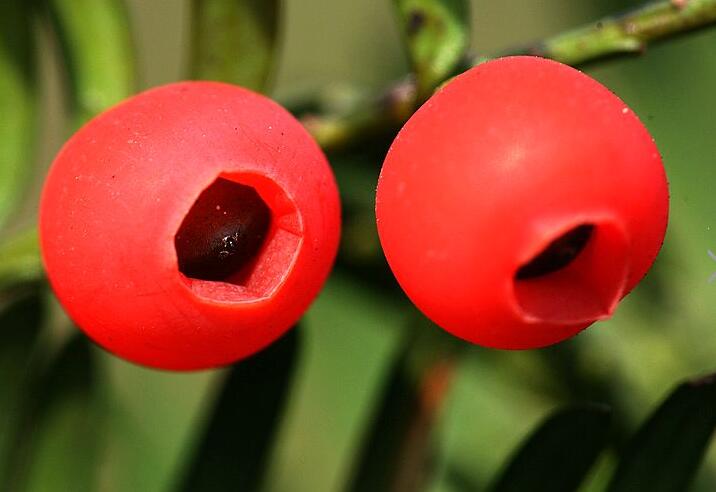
[2,1,716,491]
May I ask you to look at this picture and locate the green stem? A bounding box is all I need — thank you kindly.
[301,0,716,151]
[514,0,716,65]
[300,77,418,152]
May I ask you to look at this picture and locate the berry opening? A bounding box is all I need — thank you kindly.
[516,224,594,280]
[512,220,630,325]
[175,178,271,282]
[175,174,303,302]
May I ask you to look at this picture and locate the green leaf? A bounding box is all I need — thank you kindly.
[175,327,300,492]
[393,0,470,97]
[0,0,38,230]
[191,0,281,92]
[444,465,481,492]
[490,404,611,492]
[0,228,43,292]
[44,0,136,126]
[345,329,456,492]
[3,335,104,492]
[607,373,716,492]
[0,293,44,484]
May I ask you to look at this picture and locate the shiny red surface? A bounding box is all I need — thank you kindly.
[376,56,669,349]
[40,81,340,370]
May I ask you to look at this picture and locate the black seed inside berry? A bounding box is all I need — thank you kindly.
[175,178,271,281]
[516,224,594,280]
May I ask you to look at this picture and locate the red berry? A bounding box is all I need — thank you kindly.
[375,56,669,349]
[40,81,340,370]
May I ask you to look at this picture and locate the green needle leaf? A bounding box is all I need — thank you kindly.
[191,0,281,93]
[44,0,136,127]
[393,0,470,98]
[175,327,300,492]
[607,373,716,492]
[0,294,44,485]
[3,335,103,492]
[0,0,38,230]
[490,404,612,492]
[345,331,456,492]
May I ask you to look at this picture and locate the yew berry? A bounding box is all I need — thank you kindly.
[40,81,340,370]
[376,56,669,349]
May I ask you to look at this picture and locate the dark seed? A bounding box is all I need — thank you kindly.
[516,224,594,280]
[175,178,271,281]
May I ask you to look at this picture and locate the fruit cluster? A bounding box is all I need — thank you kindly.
[40,57,669,369]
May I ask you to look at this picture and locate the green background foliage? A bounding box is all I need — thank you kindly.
[1,1,716,491]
